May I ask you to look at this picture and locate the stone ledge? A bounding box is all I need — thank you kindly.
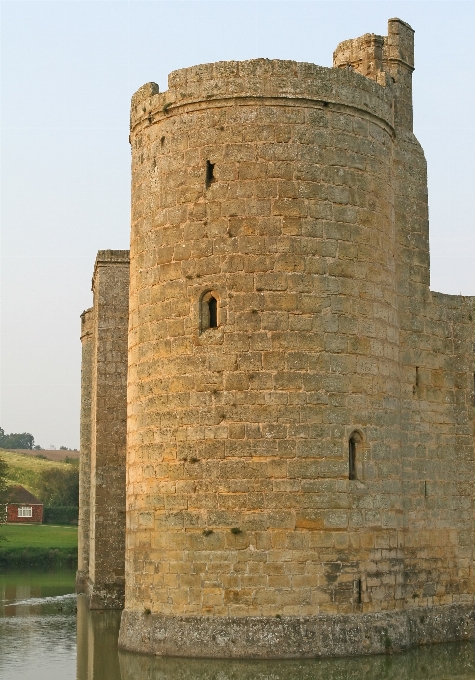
[118,604,475,658]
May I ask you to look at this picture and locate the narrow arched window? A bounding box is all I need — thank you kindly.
[208,296,217,328]
[200,291,219,332]
[348,431,362,480]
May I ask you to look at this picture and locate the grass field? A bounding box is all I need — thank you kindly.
[1,524,78,549]
[0,448,69,497]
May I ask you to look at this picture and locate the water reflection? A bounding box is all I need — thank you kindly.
[118,642,475,680]
[1,569,475,680]
[0,569,77,680]
[76,594,121,680]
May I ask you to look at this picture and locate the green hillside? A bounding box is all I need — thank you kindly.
[0,448,69,499]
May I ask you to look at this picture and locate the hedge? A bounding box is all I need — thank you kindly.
[0,546,77,568]
[43,506,79,525]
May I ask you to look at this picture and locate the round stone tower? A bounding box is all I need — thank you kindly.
[120,19,417,657]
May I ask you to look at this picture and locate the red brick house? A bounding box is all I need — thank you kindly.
[4,485,43,523]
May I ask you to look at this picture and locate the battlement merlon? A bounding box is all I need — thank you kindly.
[334,18,414,130]
[333,34,387,84]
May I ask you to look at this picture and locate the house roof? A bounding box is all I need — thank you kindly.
[4,485,42,505]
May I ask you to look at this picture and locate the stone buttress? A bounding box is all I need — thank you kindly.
[78,250,130,608]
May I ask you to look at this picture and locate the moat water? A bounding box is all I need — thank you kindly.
[1,569,475,680]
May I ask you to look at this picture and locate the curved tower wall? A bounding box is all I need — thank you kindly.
[122,23,406,650]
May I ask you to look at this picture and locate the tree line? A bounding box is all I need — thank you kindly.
[0,427,35,450]
[0,426,76,452]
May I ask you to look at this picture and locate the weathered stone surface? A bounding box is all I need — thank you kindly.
[79,16,475,656]
[76,308,94,592]
[83,250,130,609]
[119,605,475,658]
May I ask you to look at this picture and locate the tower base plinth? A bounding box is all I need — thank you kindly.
[118,605,475,659]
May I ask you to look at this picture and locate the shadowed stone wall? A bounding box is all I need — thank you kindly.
[77,308,94,592]
[86,250,129,609]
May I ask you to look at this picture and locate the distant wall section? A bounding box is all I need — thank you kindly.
[82,250,130,609]
[77,307,94,592]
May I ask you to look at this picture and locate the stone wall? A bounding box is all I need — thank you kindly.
[77,17,475,656]
[122,18,426,645]
[400,291,475,606]
[119,603,475,658]
[86,250,130,609]
[77,308,93,592]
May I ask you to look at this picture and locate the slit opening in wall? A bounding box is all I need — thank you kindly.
[208,296,217,328]
[348,431,362,481]
[413,366,420,396]
[205,160,215,188]
[200,291,219,332]
[472,373,475,406]
[357,578,362,605]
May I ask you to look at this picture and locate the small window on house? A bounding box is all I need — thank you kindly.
[18,506,32,518]
[201,291,219,331]
[349,431,362,480]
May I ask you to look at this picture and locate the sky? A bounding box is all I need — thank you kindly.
[1,0,474,449]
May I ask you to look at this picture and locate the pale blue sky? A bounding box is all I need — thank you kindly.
[1,1,474,448]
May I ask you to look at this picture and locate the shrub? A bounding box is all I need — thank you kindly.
[43,506,79,525]
[37,467,79,506]
[0,546,77,568]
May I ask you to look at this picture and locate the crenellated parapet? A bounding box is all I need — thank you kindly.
[130,58,395,137]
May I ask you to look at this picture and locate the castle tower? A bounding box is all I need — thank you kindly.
[118,18,416,657]
[74,17,475,657]
[85,250,130,608]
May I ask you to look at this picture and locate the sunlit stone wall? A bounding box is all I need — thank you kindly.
[77,17,475,656]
